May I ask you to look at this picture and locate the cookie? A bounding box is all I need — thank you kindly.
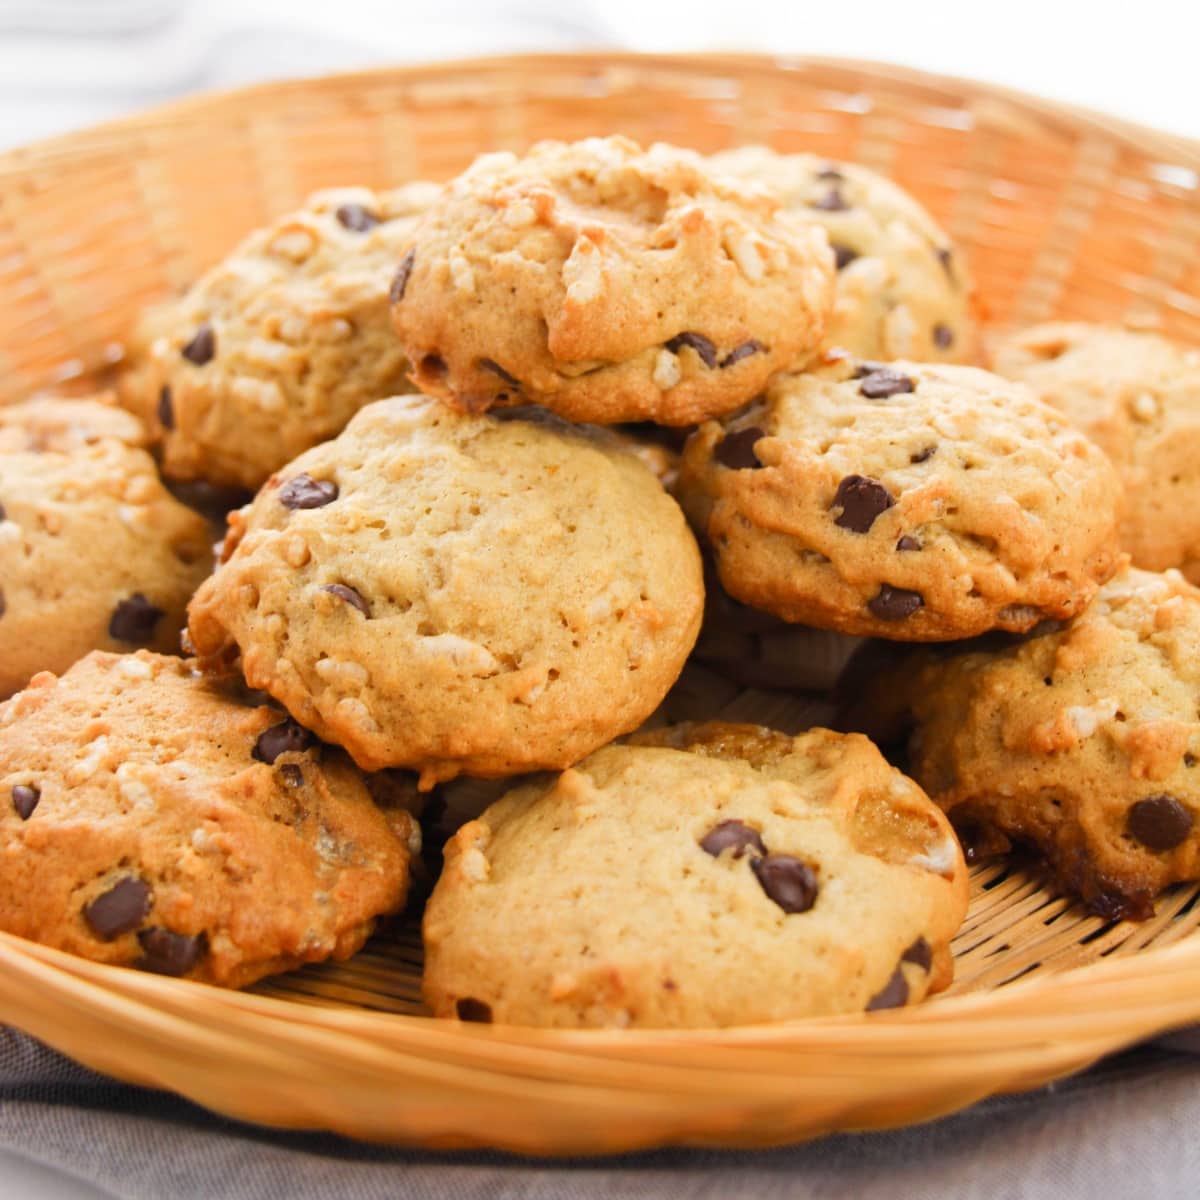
[677,361,1124,640]
[0,394,149,453]
[0,650,419,987]
[118,181,441,490]
[390,136,835,426]
[990,322,1200,582]
[187,396,704,786]
[711,146,975,362]
[422,722,967,1028]
[841,567,1200,920]
[0,433,213,697]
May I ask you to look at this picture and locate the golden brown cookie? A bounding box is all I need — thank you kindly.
[0,395,149,453]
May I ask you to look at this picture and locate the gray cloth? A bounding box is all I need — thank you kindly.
[2,1026,1198,1200]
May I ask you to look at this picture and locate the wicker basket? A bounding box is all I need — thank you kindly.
[1,52,1200,1154]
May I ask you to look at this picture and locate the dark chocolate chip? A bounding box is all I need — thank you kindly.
[1187,753,1197,768]
[1127,795,1194,852]
[816,165,844,181]
[479,358,520,386]
[933,323,955,350]
[0,587,5,619]
[279,763,304,788]
[868,585,924,621]
[831,242,859,270]
[278,474,339,510]
[108,594,164,644]
[181,322,215,365]
[811,188,849,212]
[866,965,909,1011]
[665,332,718,369]
[700,819,766,860]
[751,853,818,914]
[936,246,955,279]
[831,474,895,533]
[157,385,174,430]
[11,784,39,820]
[420,354,447,378]
[83,877,151,940]
[859,369,916,400]
[253,718,315,765]
[896,535,921,552]
[910,445,936,464]
[456,997,493,1023]
[0,500,6,521]
[320,583,370,617]
[900,936,933,971]
[720,340,766,368]
[390,249,415,303]
[715,426,766,470]
[335,203,380,233]
[137,928,204,976]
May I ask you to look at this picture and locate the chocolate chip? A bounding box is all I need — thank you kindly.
[831,242,859,270]
[936,246,955,279]
[933,323,955,349]
[11,784,39,820]
[665,332,718,369]
[278,474,338,510]
[816,165,844,181]
[108,594,164,643]
[910,445,936,464]
[868,585,924,621]
[480,358,520,386]
[896,535,921,552]
[700,819,765,859]
[181,322,215,365]
[335,203,380,232]
[866,965,909,1011]
[751,854,818,913]
[901,936,932,971]
[137,928,204,976]
[0,587,5,619]
[157,385,174,430]
[832,475,895,533]
[279,763,304,788]
[1127,795,1194,851]
[859,369,916,400]
[456,997,493,1023]
[390,250,415,303]
[252,718,315,765]
[420,354,447,378]
[715,426,766,470]
[0,500,6,521]
[83,877,151,940]
[720,340,765,368]
[811,188,849,212]
[320,583,370,617]
[1187,753,1197,768]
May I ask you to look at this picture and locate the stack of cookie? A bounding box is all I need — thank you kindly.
[1,135,1197,1029]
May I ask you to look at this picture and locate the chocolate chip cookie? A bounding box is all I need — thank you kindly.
[187,396,704,787]
[677,361,1124,640]
[0,394,149,453]
[422,721,967,1028]
[0,650,419,986]
[390,136,835,426]
[711,146,975,362]
[118,181,440,489]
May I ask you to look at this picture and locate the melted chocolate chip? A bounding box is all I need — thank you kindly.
[832,475,895,533]
[137,928,204,976]
[896,535,921,552]
[665,332,718,369]
[278,474,339,510]
[715,426,766,470]
[751,854,818,913]
[811,188,849,212]
[480,358,520,386]
[390,250,415,303]
[910,445,936,464]
[900,936,933,971]
[1127,795,1194,851]
[181,322,215,365]
[456,997,493,1023]
[279,763,304,788]
[859,369,916,400]
[252,718,315,765]
[108,594,164,644]
[700,819,766,860]
[868,585,924,621]
[11,784,39,820]
[933,323,955,350]
[831,242,859,270]
[320,583,370,617]
[335,203,380,232]
[83,877,151,939]
[720,340,765,368]
[157,385,174,430]
[866,965,909,1011]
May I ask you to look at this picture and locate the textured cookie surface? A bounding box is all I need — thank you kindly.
[390,136,835,425]
[677,361,1124,640]
[118,182,440,489]
[0,395,149,453]
[711,147,975,362]
[0,433,213,697]
[842,568,1200,919]
[0,651,418,987]
[187,396,704,786]
[991,322,1200,582]
[422,723,967,1028]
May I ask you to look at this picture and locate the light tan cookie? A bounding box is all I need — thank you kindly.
[990,322,1200,582]
[0,395,149,453]
[0,650,419,986]
[422,722,967,1028]
[187,396,704,786]
[0,436,213,697]
[677,361,1124,641]
[711,147,975,362]
[118,182,441,489]
[390,136,835,426]
[841,567,1200,919]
